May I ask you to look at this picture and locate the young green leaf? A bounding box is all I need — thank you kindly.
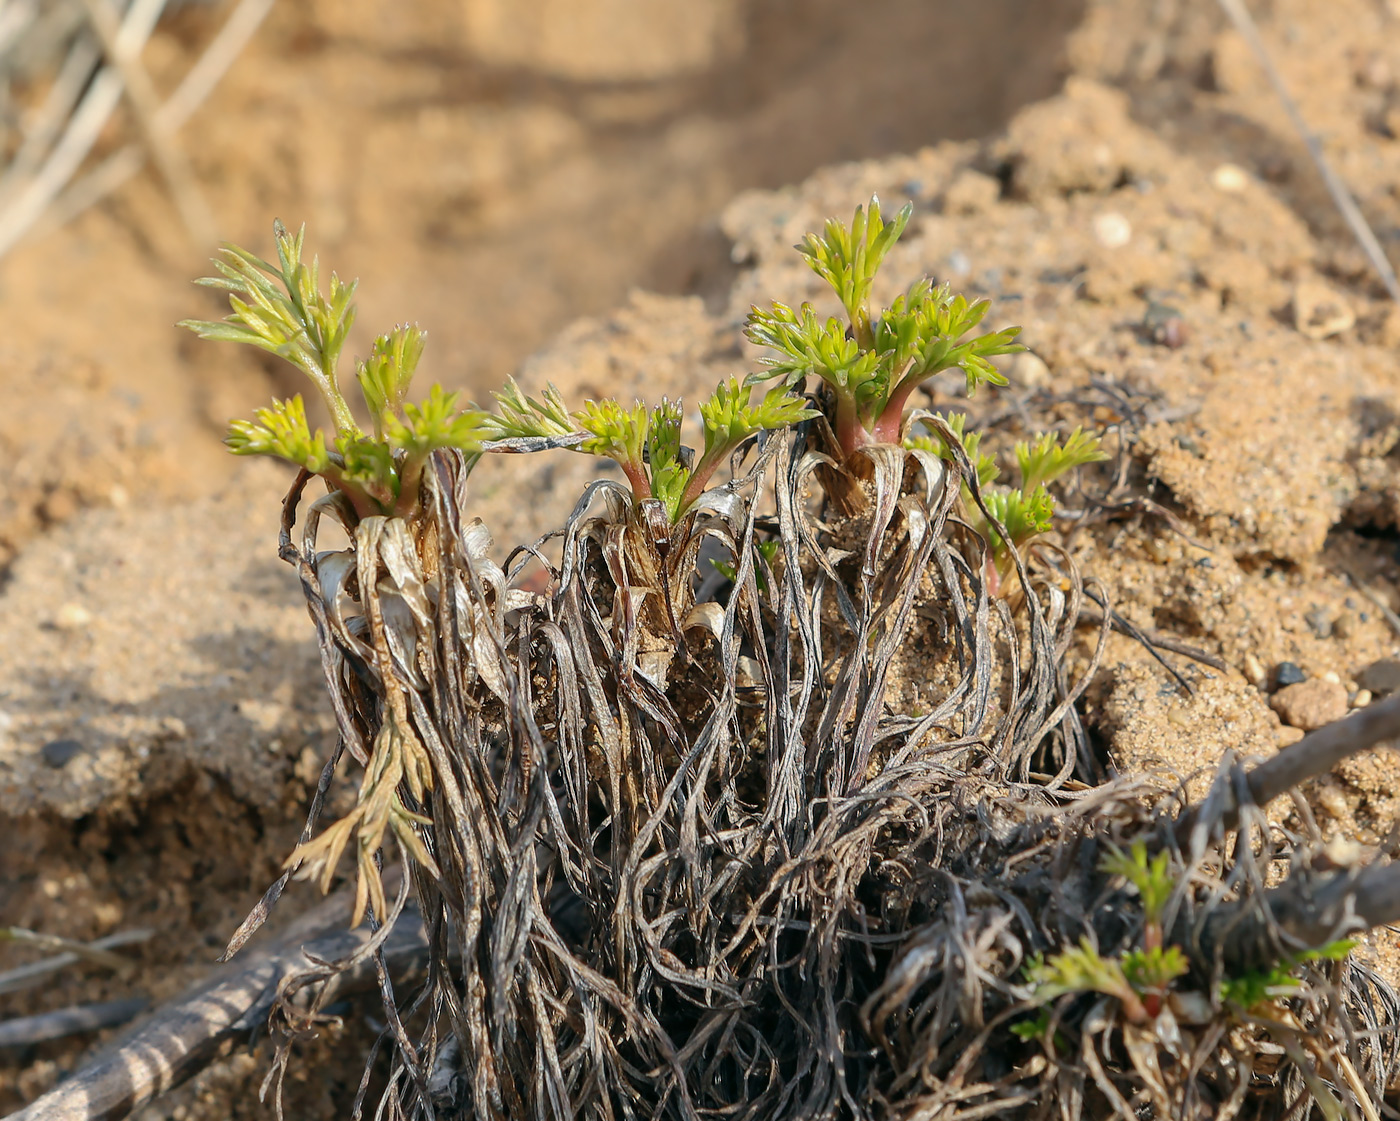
[181,220,359,435]
[488,376,578,440]
[1101,841,1175,927]
[698,378,818,463]
[744,197,1025,452]
[1218,939,1358,1010]
[1026,940,1136,1005]
[1016,426,1109,495]
[646,399,689,522]
[387,384,490,459]
[225,395,331,475]
[796,196,911,346]
[1122,945,1188,992]
[682,379,818,513]
[574,398,651,500]
[745,301,880,391]
[983,487,1055,551]
[357,326,426,439]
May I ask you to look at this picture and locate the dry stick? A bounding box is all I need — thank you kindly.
[0,31,101,201]
[0,928,144,974]
[0,1000,150,1049]
[8,895,428,1121]
[0,930,155,997]
[1168,692,1400,973]
[0,0,165,258]
[1175,691,1400,847]
[1190,856,1400,976]
[28,0,276,245]
[76,0,214,249]
[1215,0,1400,302]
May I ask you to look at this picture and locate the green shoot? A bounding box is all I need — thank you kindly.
[711,538,781,594]
[1026,843,1190,1024]
[1101,841,1175,941]
[1122,945,1190,996]
[746,197,1023,454]
[1219,940,1357,1011]
[487,376,817,524]
[1009,1008,1053,1042]
[182,222,490,520]
[1009,1008,1071,1055]
[1025,941,1153,1025]
[1016,427,1110,497]
[489,378,576,439]
[184,221,358,432]
[908,417,1107,593]
[1025,938,1188,1027]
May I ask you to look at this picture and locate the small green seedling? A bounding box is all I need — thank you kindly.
[1025,939,1185,1027]
[488,377,816,524]
[908,416,1107,592]
[1025,842,1188,1025]
[1218,939,1357,1011]
[181,221,490,520]
[711,538,781,594]
[745,197,1023,454]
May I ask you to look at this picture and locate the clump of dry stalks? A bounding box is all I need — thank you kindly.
[136,206,1400,1121]
[222,404,1400,1121]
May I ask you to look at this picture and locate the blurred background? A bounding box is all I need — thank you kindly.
[0,0,1081,568]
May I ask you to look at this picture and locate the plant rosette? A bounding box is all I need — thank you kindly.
[188,210,1116,1121]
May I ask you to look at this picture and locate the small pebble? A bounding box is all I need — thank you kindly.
[1322,836,1364,868]
[1143,302,1187,348]
[1169,991,1213,1025]
[1292,280,1355,339]
[1333,612,1356,639]
[1275,661,1307,687]
[1004,350,1050,388]
[1211,163,1250,193]
[1092,210,1132,249]
[40,738,83,769]
[53,602,93,631]
[1358,657,1400,695]
[1323,670,1341,684]
[1304,606,1333,639]
[1353,689,1373,708]
[1316,783,1349,819]
[1242,651,1266,687]
[1276,725,1306,747]
[1271,679,1348,731]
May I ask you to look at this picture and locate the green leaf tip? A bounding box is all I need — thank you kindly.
[745,196,1025,452]
[225,395,330,474]
[189,222,487,520]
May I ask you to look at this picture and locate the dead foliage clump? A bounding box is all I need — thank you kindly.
[210,413,1400,1121]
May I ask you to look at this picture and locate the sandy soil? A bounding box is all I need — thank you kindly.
[6,0,1400,1115]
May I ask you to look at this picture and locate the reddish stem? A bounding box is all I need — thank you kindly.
[678,454,723,517]
[834,393,873,457]
[620,458,652,506]
[872,382,920,445]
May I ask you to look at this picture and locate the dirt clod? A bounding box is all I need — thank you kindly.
[1293,279,1357,339]
[1360,658,1400,696]
[1272,679,1350,731]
